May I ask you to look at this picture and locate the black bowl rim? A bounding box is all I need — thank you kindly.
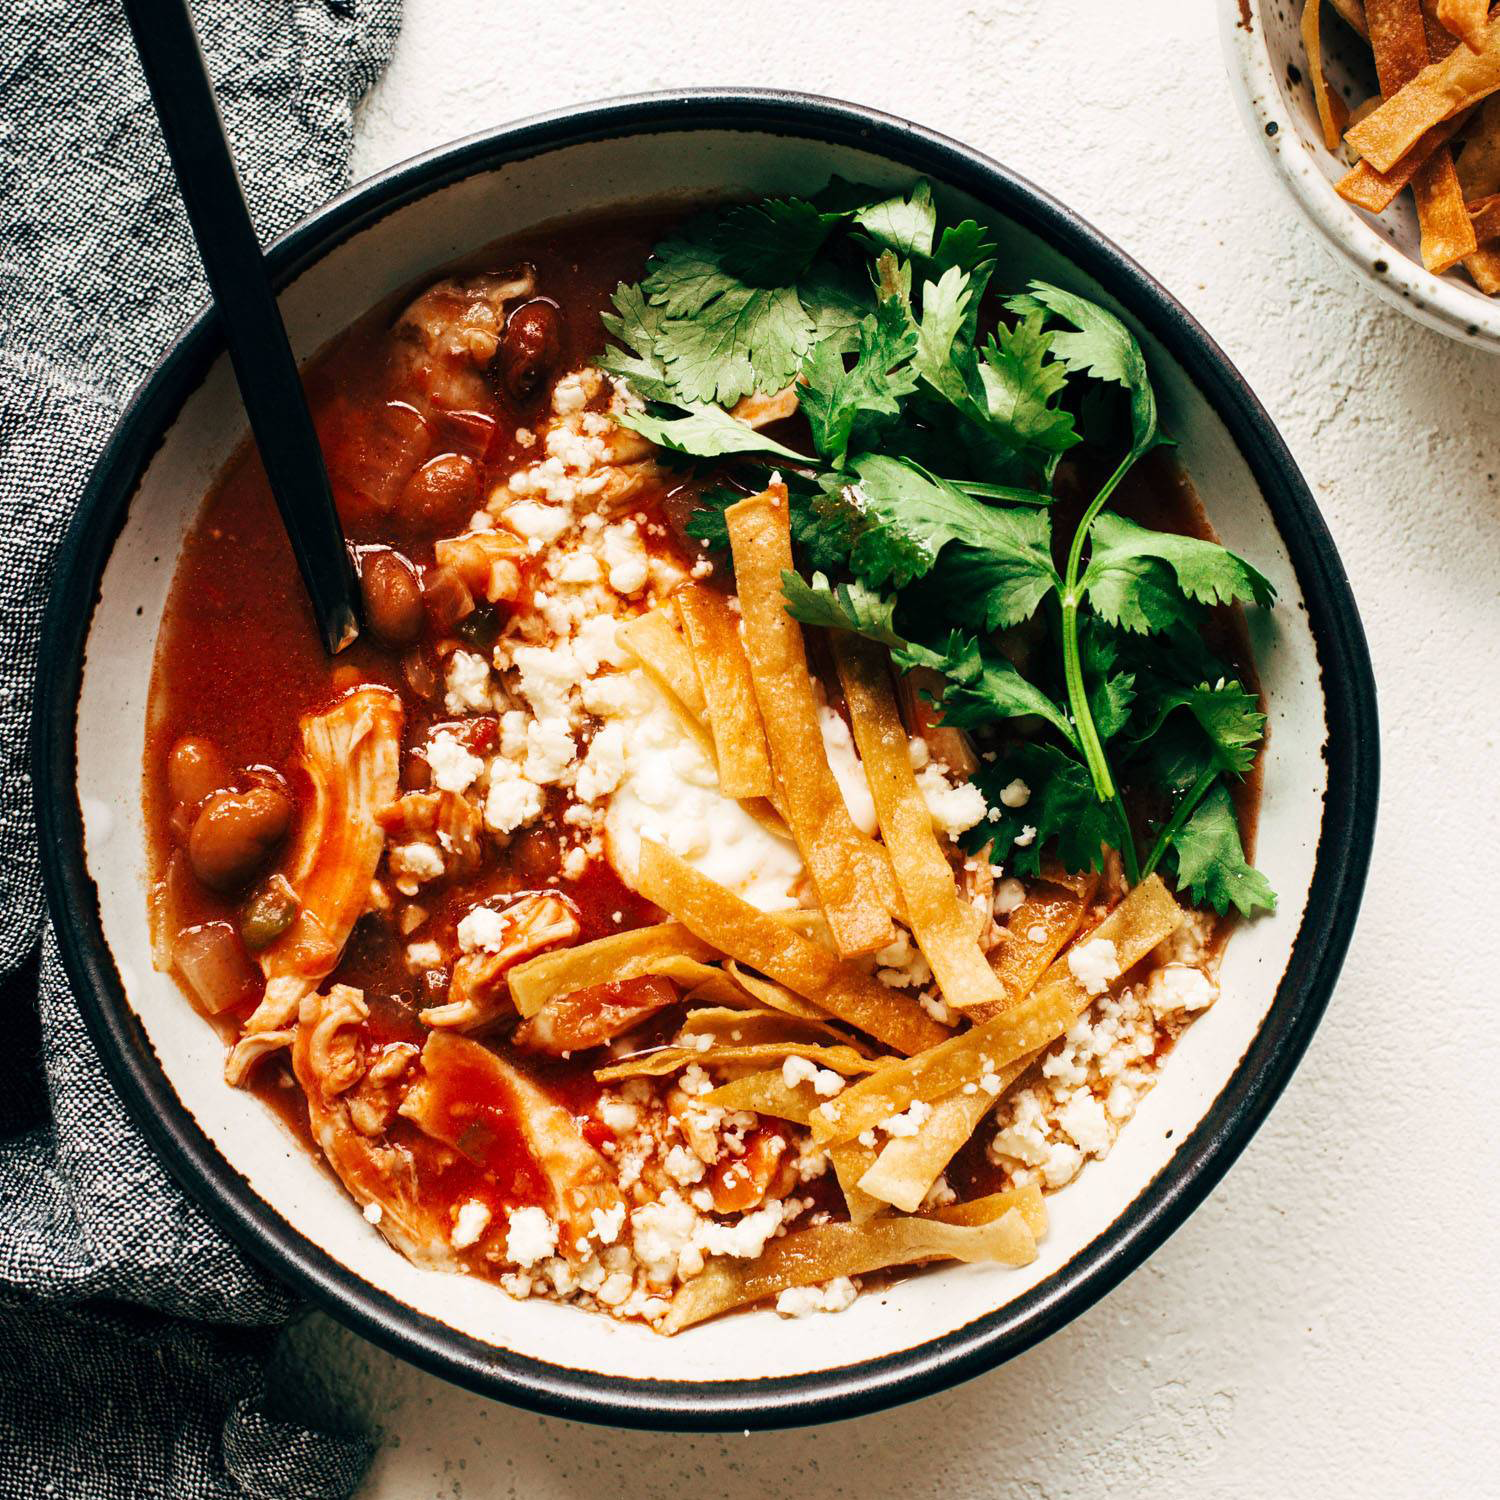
[32,87,1378,1432]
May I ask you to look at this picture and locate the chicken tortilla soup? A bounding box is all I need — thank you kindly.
[145,184,1276,1333]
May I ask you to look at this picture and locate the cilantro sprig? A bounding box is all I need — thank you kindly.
[598,181,1277,918]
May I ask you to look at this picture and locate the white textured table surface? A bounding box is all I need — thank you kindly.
[279,1,1500,1494]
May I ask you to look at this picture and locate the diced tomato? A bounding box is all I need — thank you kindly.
[430,407,506,463]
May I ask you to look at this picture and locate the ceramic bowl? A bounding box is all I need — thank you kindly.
[33,90,1378,1430]
[1221,0,1500,351]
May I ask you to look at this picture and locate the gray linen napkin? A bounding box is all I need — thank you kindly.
[0,2,401,1493]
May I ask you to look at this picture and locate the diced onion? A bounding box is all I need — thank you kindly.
[173,922,258,1014]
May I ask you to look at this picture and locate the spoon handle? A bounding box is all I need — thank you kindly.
[123,0,360,655]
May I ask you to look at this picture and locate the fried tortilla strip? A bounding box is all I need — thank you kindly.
[833,634,1004,1011]
[1337,112,1467,208]
[507,922,718,1017]
[660,1211,1037,1333]
[618,609,707,721]
[1413,143,1481,267]
[929,1182,1048,1236]
[811,875,1183,1147]
[595,1040,882,1083]
[723,959,848,1024]
[829,1138,886,1222]
[857,1086,1001,1213]
[227,686,402,1085]
[1363,0,1479,269]
[1471,189,1500,235]
[1458,94,1500,192]
[1455,96,1500,284]
[1347,12,1500,172]
[675,584,776,801]
[1438,0,1491,52]
[725,486,901,956]
[702,1067,822,1124]
[1329,0,1370,37]
[402,1031,622,1255]
[673,1005,858,1049]
[1304,0,1351,149]
[964,873,1099,1024]
[635,839,948,1054]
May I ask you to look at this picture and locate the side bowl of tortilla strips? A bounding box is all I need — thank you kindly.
[1223,0,1500,349]
[35,92,1377,1430]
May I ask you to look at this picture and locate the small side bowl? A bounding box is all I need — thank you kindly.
[1221,0,1500,351]
[33,89,1378,1430]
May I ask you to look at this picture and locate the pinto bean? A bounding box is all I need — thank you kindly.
[167,735,228,808]
[401,452,479,531]
[188,785,294,893]
[498,299,563,401]
[359,548,424,646]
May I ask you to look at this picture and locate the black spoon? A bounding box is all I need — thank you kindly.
[123,0,361,655]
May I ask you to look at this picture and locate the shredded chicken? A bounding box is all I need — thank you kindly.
[400,1031,624,1255]
[394,269,536,410]
[378,790,482,882]
[226,687,402,1085]
[730,385,799,429]
[433,530,527,603]
[291,985,447,1263]
[420,892,579,1030]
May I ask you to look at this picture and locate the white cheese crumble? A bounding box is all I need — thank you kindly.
[424,730,484,794]
[450,1199,492,1249]
[992,877,1027,916]
[998,777,1032,808]
[456,905,508,953]
[443,650,493,715]
[774,1277,858,1319]
[505,1206,558,1268]
[879,1100,934,1138]
[1067,937,1122,996]
[782,1054,846,1098]
[915,762,988,838]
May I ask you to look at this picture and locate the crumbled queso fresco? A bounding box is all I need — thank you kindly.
[988,912,1219,1191]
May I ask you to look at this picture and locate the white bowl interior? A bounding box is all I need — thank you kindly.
[76,127,1327,1385]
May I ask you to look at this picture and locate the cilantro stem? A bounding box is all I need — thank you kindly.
[1142,765,1220,880]
[1059,449,1136,806]
[1111,788,1142,887]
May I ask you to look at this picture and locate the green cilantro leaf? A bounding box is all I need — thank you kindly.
[912,265,977,407]
[969,744,1119,876]
[1006,280,1159,459]
[799,300,918,466]
[717,198,847,285]
[975,313,1081,457]
[1083,512,1276,627]
[619,404,809,462]
[1132,679,1266,775]
[598,282,676,403]
[932,219,999,276]
[652,282,814,407]
[779,572,1075,745]
[854,179,937,258]
[841,454,1060,623]
[1082,627,1136,743]
[779,571,907,652]
[1166,783,1277,917]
